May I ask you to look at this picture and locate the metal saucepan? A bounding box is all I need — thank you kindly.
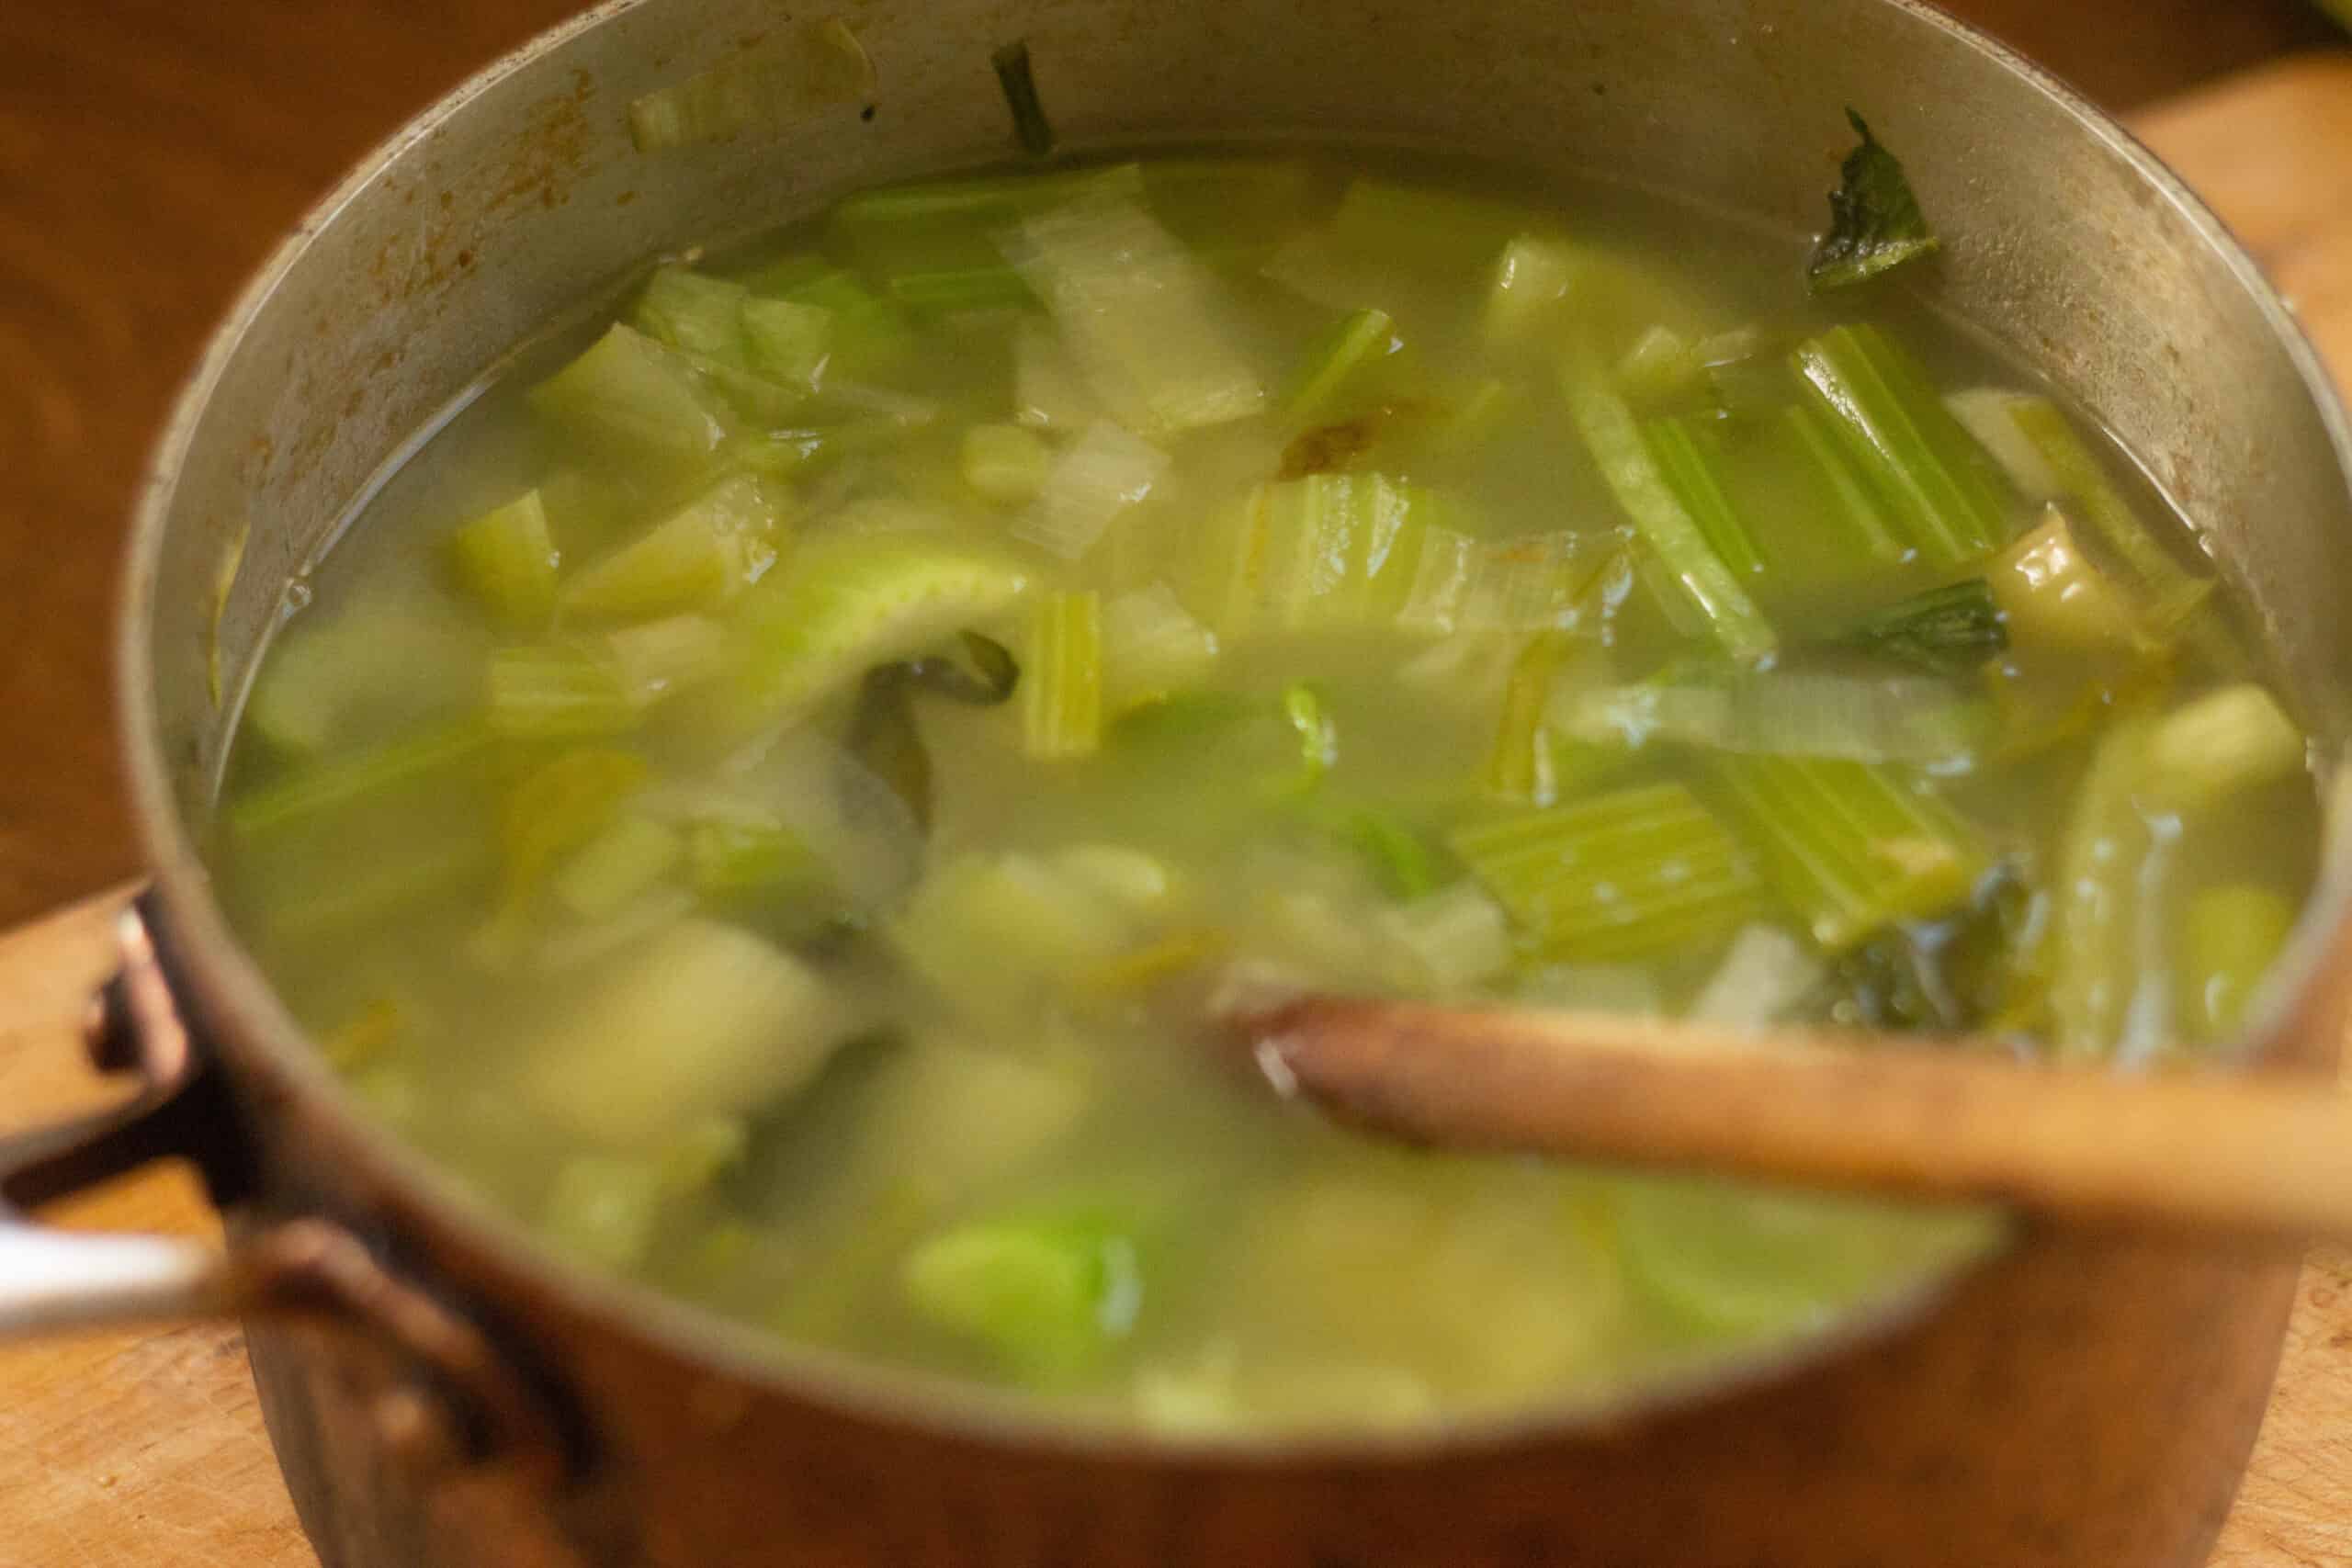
[6,0,2351,1562]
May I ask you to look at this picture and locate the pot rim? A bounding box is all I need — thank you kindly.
[116,0,2352,1462]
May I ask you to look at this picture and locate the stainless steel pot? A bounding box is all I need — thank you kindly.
[6,1,2351,1563]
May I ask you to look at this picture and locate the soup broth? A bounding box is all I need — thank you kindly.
[213,149,2318,1432]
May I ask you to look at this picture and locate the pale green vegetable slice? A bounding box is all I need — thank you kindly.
[731,534,1032,720]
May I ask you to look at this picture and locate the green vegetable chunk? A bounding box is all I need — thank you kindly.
[1791,324,2011,570]
[447,491,559,629]
[903,1213,1141,1379]
[529,323,731,466]
[1564,342,1776,661]
[1024,591,1105,760]
[1452,783,1769,961]
[1706,755,1989,953]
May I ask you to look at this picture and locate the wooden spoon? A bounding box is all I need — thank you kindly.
[1224,993,2352,1241]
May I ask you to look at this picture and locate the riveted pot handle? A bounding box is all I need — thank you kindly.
[0,897,571,1484]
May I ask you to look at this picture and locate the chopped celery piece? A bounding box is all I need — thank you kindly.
[1001,167,1267,436]
[743,265,913,378]
[1485,631,1582,804]
[732,534,1031,719]
[1561,670,1992,768]
[1395,528,1482,636]
[1790,323,2012,569]
[1629,412,1902,616]
[1014,421,1169,560]
[827,162,1319,311]
[1284,308,1398,419]
[1484,235,1579,344]
[1615,324,1700,406]
[826,172,1069,309]
[1625,325,1776,408]
[687,813,829,901]
[228,720,493,838]
[447,491,559,628]
[741,297,832,390]
[902,1213,1141,1379]
[818,162,1325,313]
[1399,530,1620,640]
[560,472,784,622]
[633,266,754,366]
[1966,390,2211,635]
[529,323,731,466]
[554,815,684,922]
[1326,179,1523,287]
[1989,506,2145,658]
[1707,755,1990,953]
[2049,717,2163,1060]
[1779,403,1908,566]
[514,918,862,1151]
[1377,882,1513,991]
[2140,684,2305,815]
[1211,472,1453,636]
[486,646,638,740]
[1024,591,1104,760]
[960,423,1054,506]
[1641,417,1765,578]
[1689,924,1825,1026]
[607,614,729,707]
[543,1156,667,1269]
[538,466,651,559]
[1013,320,1103,431]
[1946,388,2063,500]
[1107,689,1333,802]
[1101,581,1219,713]
[1451,782,1769,961]
[1563,342,1776,661]
[2177,883,2297,1042]
[1836,578,2007,675]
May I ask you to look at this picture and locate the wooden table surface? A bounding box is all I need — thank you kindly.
[3,6,2352,1565]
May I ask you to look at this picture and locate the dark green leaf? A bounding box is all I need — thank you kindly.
[1807,110,1940,292]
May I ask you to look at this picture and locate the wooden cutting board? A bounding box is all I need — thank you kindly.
[3,51,2351,1568]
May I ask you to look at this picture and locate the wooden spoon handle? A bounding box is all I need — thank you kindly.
[1236,997,2352,1240]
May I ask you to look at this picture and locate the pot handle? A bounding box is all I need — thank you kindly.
[0,897,571,1482]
